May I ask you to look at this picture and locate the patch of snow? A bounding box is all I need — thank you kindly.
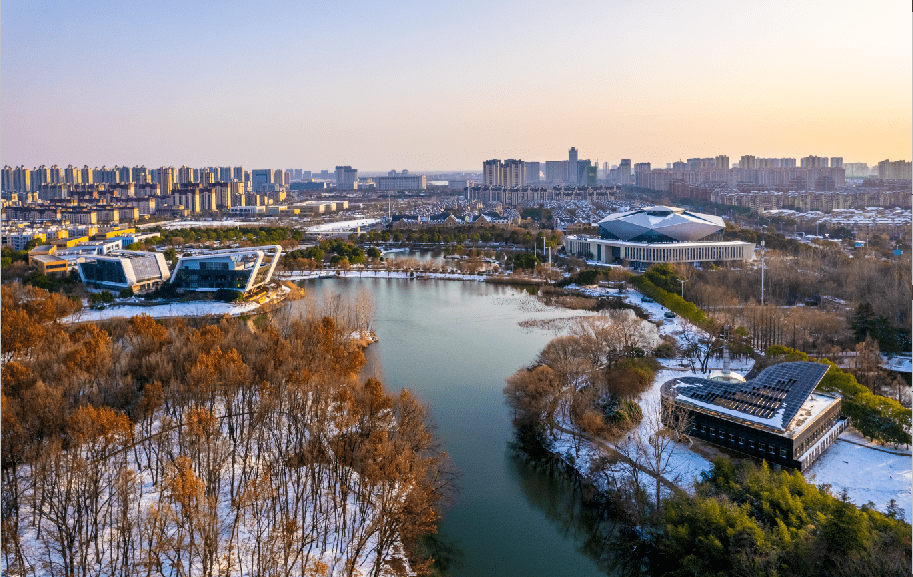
[63,300,262,322]
[306,218,379,233]
[805,435,912,523]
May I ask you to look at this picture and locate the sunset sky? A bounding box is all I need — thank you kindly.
[2,0,910,171]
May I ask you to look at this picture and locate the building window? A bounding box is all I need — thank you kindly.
[749,440,755,449]
[738,436,744,445]
[780,448,787,458]
[709,427,715,436]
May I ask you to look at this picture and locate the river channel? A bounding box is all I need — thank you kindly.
[291,277,608,576]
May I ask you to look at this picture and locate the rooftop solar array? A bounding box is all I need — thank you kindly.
[662,362,830,431]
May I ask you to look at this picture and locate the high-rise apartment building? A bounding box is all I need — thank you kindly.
[544,160,568,184]
[634,162,651,173]
[483,159,502,186]
[740,155,757,170]
[801,156,828,168]
[568,147,579,185]
[525,161,541,183]
[877,159,912,180]
[715,155,730,170]
[335,166,358,190]
[843,163,870,178]
[619,159,632,183]
[177,166,196,184]
[156,167,174,196]
[830,157,843,169]
[233,166,245,182]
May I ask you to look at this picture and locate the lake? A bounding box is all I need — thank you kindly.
[292,277,608,576]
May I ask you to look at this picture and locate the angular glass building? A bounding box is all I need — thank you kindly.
[170,245,282,294]
[77,251,171,293]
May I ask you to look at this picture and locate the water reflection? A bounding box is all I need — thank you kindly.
[290,277,612,576]
[506,447,623,576]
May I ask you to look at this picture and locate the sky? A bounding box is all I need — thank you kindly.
[2,0,911,172]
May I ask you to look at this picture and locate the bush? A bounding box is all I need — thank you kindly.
[89,291,116,309]
[654,337,679,358]
[119,288,134,299]
[215,288,244,303]
[576,269,600,285]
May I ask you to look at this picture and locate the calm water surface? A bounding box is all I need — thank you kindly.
[293,277,607,576]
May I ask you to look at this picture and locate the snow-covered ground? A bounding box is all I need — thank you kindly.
[65,300,261,322]
[306,218,379,233]
[63,286,291,322]
[805,436,912,523]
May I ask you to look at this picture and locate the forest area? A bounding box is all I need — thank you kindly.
[686,230,911,355]
[1,283,450,577]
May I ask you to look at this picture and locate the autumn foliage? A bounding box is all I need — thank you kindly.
[1,283,447,576]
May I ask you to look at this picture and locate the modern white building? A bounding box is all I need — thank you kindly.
[564,205,754,267]
[170,245,282,294]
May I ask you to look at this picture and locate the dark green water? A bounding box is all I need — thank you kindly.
[293,277,608,576]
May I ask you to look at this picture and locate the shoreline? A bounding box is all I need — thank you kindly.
[63,271,556,323]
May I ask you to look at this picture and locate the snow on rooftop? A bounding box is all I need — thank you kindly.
[786,393,841,434]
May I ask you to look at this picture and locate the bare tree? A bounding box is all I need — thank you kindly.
[679,321,722,374]
[614,398,692,518]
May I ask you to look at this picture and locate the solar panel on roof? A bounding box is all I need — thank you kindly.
[664,362,830,431]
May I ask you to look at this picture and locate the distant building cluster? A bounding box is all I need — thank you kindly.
[637,166,847,193]
[0,164,303,222]
[709,188,912,212]
[485,147,602,188]
[468,184,621,206]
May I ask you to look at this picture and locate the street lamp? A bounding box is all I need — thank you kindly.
[760,240,766,307]
[679,279,685,299]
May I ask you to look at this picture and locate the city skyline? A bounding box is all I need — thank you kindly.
[2,0,910,170]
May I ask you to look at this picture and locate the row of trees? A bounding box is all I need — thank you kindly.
[153,226,302,248]
[356,226,563,250]
[2,283,449,577]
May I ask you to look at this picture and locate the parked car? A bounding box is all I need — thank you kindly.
[642,296,655,303]
[664,311,677,318]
